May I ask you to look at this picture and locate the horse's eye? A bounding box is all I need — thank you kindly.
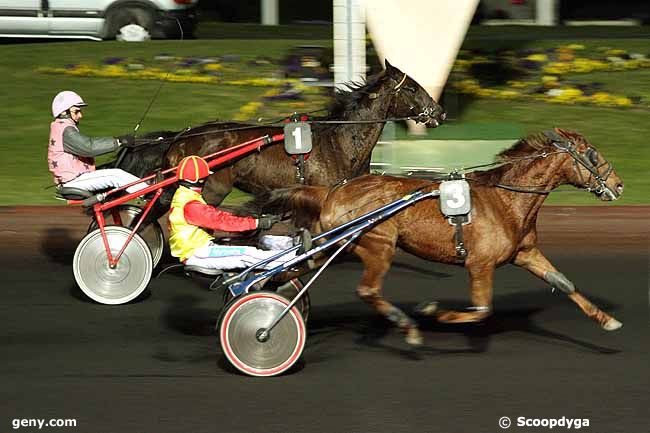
[586,148,599,165]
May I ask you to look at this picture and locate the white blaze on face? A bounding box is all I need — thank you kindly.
[363,0,479,101]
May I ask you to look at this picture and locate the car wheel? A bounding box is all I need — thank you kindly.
[103,7,154,40]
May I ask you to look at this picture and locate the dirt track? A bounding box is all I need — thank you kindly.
[0,205,648,433]
[1,205,647,255]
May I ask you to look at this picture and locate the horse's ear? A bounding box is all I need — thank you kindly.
[384,59,403,78]
[554,127,575,139]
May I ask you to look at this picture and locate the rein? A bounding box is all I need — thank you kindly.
[453,150,568,194]
[133,17,184,134]
[127,113,432,147]
[125,69,439,152]
[408,131,614,196]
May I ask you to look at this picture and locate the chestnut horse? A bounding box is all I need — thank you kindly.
[261,128,624,346]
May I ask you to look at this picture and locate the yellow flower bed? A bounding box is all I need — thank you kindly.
[36,64,307,88]
[36,65,221,84]
[452,80,638,109]
[224,78,297,87]
[543,58,612,75]
[203,63,223,71]
[525,54,548,62]
[565,44,585,50]
[233,101,264,121]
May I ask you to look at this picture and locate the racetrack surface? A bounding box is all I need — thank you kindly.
[0,206,648,433]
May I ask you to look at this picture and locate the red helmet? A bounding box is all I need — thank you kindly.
[177,155,211,183]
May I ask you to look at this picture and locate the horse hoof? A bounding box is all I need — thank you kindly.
[602,318,623,331]
[415,301,438,316]
[405,330,423,346]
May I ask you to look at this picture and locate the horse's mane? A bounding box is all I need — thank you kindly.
[325,70,389,120]
[470,129,584,183]
[495,132,553,162]
[119,120,284,177]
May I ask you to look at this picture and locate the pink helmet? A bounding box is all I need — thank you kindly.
[51,91,87,118]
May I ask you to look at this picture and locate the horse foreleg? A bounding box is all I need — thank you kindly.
[514,247,622,331]
[435,262,494,323]
[354,234,422,346]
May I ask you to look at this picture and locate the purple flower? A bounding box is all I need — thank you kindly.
[519,60,542,70]
[103,57,124,65]
[179,58,198,67]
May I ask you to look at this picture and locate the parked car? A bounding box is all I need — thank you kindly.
[0,0,198,41]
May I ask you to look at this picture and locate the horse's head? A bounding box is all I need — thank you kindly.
[547,128,624,201]
[384,60,446,127]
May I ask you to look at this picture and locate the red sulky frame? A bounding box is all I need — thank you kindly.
[67,133,284,268]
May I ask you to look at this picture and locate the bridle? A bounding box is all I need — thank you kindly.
[390,73,445,125]
[446,130,618,197]
[543,130,617,199]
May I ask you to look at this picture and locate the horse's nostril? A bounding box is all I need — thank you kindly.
[616,184,624,194]
[440,112,447,121]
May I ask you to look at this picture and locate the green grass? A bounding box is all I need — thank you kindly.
[0,27,648,206]
[0,39,329,205]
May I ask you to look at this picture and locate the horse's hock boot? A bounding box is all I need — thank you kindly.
[296,229,313,254]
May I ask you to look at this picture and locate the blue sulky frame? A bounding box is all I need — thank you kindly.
[224,188,440,336]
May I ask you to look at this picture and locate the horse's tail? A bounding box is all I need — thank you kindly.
[247,186,329,229]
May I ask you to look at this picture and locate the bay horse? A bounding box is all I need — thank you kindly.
[117,60,445,219]
[259,128,624,346]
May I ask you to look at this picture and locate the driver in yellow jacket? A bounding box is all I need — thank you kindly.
[169,155,299,270]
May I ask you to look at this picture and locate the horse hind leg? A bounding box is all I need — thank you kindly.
[514,247,622,331]
[354,231,423,346]
[434,262,494,323]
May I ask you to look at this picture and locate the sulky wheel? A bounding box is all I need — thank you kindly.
[222,277,310,322]
[88,205,165,268]
[219,292,306,377]
[276,278,310,323]
[73,226,153,305]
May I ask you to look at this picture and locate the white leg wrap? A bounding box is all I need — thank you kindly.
[544,271,576,294]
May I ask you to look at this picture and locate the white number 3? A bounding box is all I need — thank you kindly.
[446,183,466,209]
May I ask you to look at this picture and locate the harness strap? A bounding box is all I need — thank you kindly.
[394,73,408,91]
[450,215,468,263]
[294,154,307,184]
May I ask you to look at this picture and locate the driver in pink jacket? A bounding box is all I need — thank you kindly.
[47,91,147,194]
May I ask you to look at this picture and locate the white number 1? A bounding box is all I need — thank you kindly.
[292,127,302,150]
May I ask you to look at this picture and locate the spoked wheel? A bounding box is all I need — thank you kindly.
[219,292,306,377]
[222,278,310,322]
[73,226,153,305]
[88,204,164,267]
